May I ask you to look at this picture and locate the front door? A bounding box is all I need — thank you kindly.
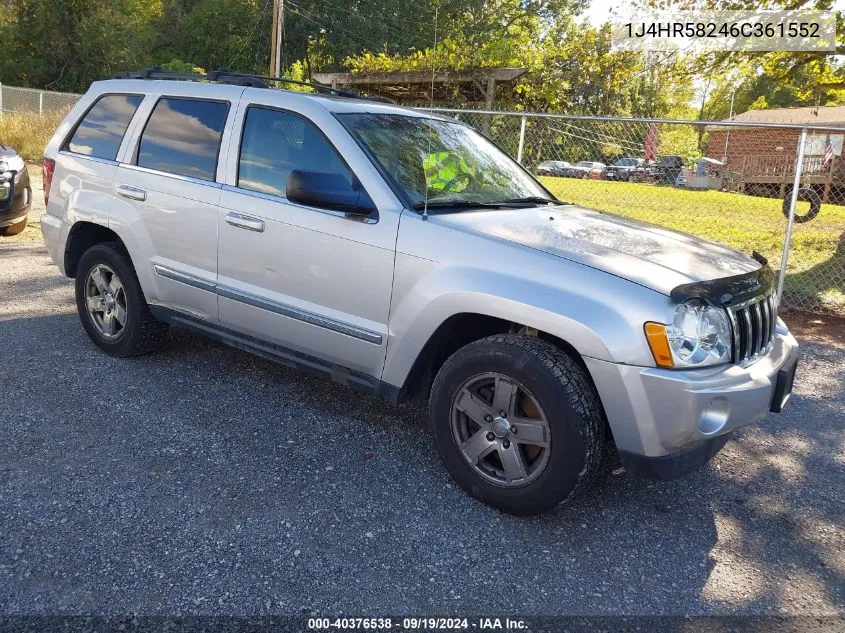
[217,104,396,378]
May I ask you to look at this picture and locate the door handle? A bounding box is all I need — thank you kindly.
[225,212,265,233]
[116,184,146,201]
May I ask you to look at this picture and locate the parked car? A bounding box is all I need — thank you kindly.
[0,144,31,236]
[629,155,686,185]
[536,160,571,176]
[562,160,606,179]
[604,157,644,182]
[656,155,686,185]
[629,160,655,183]
[40,71,799,515]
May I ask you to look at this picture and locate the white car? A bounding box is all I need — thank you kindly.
[39,70,798,514]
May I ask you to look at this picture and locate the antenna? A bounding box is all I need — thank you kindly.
[421,3,440,221]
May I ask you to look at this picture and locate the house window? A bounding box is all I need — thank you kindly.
[805,134,843,157]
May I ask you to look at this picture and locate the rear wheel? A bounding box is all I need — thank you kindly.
[0,217,27,236]
[75,242,168,357]
[430,334,604,515]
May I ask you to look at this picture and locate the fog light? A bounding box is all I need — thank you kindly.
[698,397,730,435]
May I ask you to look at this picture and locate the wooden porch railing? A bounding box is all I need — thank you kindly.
[738,155,839,181]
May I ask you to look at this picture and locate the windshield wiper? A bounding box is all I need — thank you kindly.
[411,197,558,211]
[500,196,558,205]
[411,199,514,210]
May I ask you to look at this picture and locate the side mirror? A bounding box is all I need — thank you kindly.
[286,170,376,217]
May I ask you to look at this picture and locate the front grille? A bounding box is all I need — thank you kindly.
[727,293,776,366]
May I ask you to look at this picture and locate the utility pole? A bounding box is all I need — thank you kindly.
[269,0,284,78]
[723,89,736,162]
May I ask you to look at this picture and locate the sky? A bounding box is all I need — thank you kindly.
[580,0,845,27]
[580,0,636,27]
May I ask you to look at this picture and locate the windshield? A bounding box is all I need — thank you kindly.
[576,161,593,168]
[339,113,553,209]
[615,158,638,166]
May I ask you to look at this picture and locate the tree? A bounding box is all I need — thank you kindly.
[0,0,162,91]
[640,0,845,118]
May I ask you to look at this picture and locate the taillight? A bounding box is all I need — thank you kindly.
[42,158,55,206]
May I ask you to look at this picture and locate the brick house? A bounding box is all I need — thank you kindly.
[706,105,845,201]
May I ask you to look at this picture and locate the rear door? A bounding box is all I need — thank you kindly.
[216,96,400,379]
[114,86,241,323]
[52,93,145,224]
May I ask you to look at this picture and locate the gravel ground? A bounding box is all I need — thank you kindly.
[0,171,843,618]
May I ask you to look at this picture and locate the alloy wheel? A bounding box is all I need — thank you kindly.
[450,372,551,487]
[84,264,128,340]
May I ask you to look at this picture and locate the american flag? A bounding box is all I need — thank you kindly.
[823,134,834,169]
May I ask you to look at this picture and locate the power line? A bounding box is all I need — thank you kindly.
[310,0,434,31]
[286,0,386,52]
[229,0,273,70]
[554,122,646,154]
[547,124,644,155]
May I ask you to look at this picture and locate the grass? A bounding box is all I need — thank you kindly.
[540,177,845,314]
[0,110,66,161]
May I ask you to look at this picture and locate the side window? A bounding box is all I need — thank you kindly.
[238,106,352,197]
[137,98,229,181]
[66,94,143,160]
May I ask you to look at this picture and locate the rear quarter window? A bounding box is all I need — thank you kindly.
[65,94,143,160]
[136,98,230,181]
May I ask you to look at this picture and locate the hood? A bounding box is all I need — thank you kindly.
[0,144,20,159]
[435,204,762,296]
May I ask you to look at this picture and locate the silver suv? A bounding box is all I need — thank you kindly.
[41,71,799,514]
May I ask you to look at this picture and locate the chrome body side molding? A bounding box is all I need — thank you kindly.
[153,264,383,345]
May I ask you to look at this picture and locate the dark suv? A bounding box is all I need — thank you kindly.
[0,144,31,236]
[655,155,685,185]
[605,157,644,181]
[630,155,685,185]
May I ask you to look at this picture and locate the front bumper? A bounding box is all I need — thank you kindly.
[584,325,799,479]
[0,168,30,226]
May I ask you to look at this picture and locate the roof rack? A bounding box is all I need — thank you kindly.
[111,68,393,103]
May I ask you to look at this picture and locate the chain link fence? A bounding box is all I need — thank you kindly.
[0,83,841,316]
[0,83,81,115]
[428,109,845,317]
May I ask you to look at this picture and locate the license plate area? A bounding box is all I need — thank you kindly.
[770,357,798,413]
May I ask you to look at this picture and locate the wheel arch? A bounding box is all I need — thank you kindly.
[395,311,598,405]
[64,221,127,278]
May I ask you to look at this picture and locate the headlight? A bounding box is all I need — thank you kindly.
[645,301,733,368]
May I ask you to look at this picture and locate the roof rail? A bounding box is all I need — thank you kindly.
[111,68,394,103]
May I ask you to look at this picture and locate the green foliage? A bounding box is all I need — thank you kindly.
[180,0,263,73]
[160,58,206,74]
[0,0,838,124]
[0,0,163,90]
[641,0,845,121]
[344,16,696,116]
[0,109,67,160]
[657,125,701,160]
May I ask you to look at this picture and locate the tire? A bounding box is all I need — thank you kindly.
[430,334,605,515]
[783,187,821,224]
[0,216,27,236]
[75,242,169,358]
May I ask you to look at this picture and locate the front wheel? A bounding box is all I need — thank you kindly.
[430,334,605,515]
